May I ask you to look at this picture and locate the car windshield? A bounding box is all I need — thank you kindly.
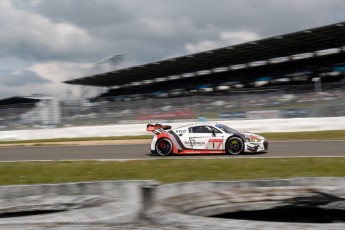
[215,124,240,134]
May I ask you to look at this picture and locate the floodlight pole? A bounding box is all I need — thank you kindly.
[312,77,322,116]
[314,77,322,95]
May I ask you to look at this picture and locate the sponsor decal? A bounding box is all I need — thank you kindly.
[175,130,187,134]
[147,126,158,131]
[206,139,223,149]
[184,140,205,146]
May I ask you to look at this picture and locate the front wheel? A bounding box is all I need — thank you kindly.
[155,138,173,156]
[226,137,244,155]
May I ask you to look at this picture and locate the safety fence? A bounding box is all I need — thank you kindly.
[0,83,344,131]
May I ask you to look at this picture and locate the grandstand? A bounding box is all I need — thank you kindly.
[0,95,61,129]
[1,22,345,130]
[65,21,345,101]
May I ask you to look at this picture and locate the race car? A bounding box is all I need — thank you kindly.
[147,123,268,156]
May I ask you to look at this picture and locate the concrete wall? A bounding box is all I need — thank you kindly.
[0,178,344,229]
[1,116,345,141]
[0,180,158,226]
[152,177,345,201]
[145,177,345,230]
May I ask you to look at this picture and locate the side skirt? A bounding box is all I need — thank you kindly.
[177,149,226,155]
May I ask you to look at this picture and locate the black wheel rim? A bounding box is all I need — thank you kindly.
[229,139,242,153]
[157,140,172,155]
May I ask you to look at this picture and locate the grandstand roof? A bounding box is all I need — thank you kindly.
[0,97,39,106]
[64,21,345,87]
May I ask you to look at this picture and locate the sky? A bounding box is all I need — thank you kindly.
[0,0,344,100]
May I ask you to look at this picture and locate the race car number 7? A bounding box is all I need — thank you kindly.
[206,139,223,149]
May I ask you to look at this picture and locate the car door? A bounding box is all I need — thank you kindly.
[188,125,224,150]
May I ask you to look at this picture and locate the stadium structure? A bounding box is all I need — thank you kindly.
[64,21,345,101]
[0,95,61,128]
[1,22,345,129]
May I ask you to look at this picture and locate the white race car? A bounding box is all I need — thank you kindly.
[147,123,268,156]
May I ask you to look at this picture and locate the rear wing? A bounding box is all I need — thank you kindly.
[146,124,172,134]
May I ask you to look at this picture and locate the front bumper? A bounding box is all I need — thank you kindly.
[244,140,268,152]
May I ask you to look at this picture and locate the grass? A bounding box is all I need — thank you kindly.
[0,130,344,145]
[0,158,344,185]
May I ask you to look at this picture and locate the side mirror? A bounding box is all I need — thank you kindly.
[212,131,216,137]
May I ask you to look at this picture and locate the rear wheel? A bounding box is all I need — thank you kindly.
[226,137,244,155]
[155,138,173,156]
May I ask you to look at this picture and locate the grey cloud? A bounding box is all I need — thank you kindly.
[0,0,344,99]
[4,0,345,67]
[0,70,51,87]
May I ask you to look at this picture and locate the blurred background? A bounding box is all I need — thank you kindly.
[0,22,345,131]
[0,81,344,130]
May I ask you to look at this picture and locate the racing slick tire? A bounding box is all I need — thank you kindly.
[225,136,244,155]
[155,138,173,156]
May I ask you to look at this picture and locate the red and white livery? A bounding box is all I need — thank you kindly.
[147,123,268,156]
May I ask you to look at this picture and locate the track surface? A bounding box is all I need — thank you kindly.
[0,140,344,161]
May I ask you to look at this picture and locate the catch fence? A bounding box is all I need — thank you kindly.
[0,83,344,131]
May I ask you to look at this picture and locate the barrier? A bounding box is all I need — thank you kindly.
[0,117,345,141]
[146,177,345,230]
[0,178,343,229]
[0,180,158,228]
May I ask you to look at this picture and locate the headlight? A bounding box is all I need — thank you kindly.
[246,138,261,142]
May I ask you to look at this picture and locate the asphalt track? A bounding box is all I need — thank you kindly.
[0,140,344,162]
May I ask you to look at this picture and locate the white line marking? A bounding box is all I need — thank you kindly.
[0,156,344,163]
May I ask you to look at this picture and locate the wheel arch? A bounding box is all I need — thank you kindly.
[155,137,173,156]
[225,133,246,143]
[225,133,246,155]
